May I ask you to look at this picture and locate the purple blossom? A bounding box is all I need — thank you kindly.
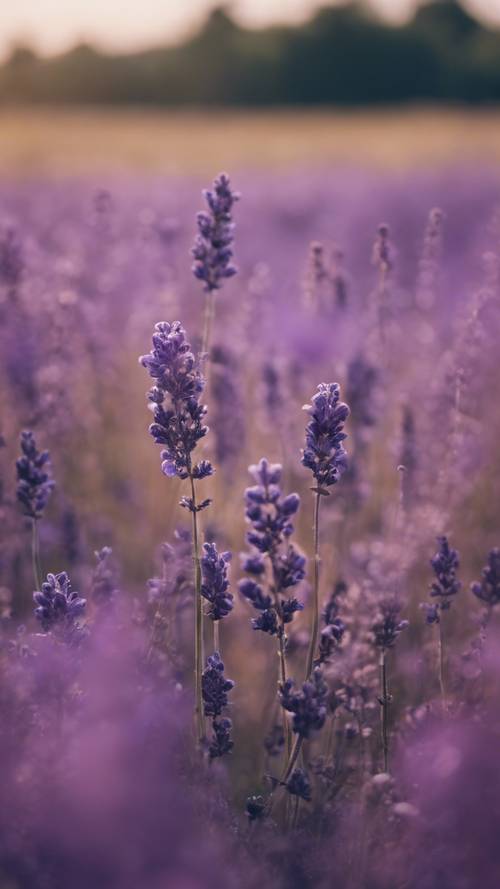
[471,548,500,607]
[286,768,312,801]
[302,383,349,491]
[201,652,234,719]
[279,667,328,739]
[16,430,55,520]
[33,571,86,640]
[191,173,239,292]
[91,547,119,606]
[371,598,409,650]
[139,322,213,501]
[201,543,234,621]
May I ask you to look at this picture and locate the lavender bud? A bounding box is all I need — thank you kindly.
[16,431,55,520]
[201,543,234,621]
[302,383,349,491]
[191,173,239,293]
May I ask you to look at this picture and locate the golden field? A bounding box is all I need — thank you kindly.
[1,106,500,175]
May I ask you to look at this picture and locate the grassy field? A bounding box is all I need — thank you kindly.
[1,106,500,175]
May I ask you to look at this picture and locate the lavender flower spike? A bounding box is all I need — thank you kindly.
[192,173,239,293]
[201,543,234,621]
[139,321,213,500]
[33,571,86,641]
[302,383,349,493]
[471,548,500,608]
[16,431,55,520]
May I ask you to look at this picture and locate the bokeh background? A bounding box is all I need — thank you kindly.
[1,0,500,174]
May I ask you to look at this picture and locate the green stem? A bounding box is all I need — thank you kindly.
[213,619,220,654]
[201,290,215,372]
[305,491,321,681]
[437,618,446,711]
[31,518,42,591]
[380,649,389,772]
[189,474,204,744]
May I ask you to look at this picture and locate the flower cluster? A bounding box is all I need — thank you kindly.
[471,548,500,608]
[421,536,461,624]
[91,547,119,606]
[33,572,86,640]
[191,173,239,293]
[371,598,409,650]
[201,543,234,621]
[201,652,235,760]
[316,581,347,666]
[302,383,349,491]
[239,459,305,636]
[279,667,328,739]
[16,430,55,520]
[147,530,193,607]
[286,768,312,801]
[140,321,213,510]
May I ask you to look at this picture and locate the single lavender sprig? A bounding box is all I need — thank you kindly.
[33,571,86,644]
[140,321,213,744]
[201,652,235,761]
[279,667,329,787]
[16,430,55,591]
[201,542,233,652]
[191,173,239,363]
[301,383,349,682]
[91,547,119,607]
[315,581,347,666]
[239,458,305,685]
[420,536,461,708]
[371,597,408,772]
[470,548,500,646]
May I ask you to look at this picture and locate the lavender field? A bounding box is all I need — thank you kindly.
[1,161,500,889]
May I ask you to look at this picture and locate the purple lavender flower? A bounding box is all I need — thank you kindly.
[139,321,213,508]
[91,547,119,606]
[471,548,500,607]
[244,458,300,553]
[428,536,461,614]
[201,651,234,718]
[33,571,86,640]
[191,173,239,293]
[279,667,328,739]
[302,384,349,491]
[208,717,234,760]
[16,431,55,520]
[201,543,233,621]
[286,768,312,801]
[239,459,305,636]
[371,598,409,650]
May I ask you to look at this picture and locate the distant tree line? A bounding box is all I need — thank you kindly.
[1,1,500,106]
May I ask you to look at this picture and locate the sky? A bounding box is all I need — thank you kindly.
[1,0,499,60]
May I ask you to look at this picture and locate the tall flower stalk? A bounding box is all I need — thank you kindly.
[191,173,239,367]
[371,597,408,772]
[140,321,213,744]
[16,430,55,591]
[421,536,461,709]
[201,542,233,655]
[239,458,305,755]
[301,383,350,681]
